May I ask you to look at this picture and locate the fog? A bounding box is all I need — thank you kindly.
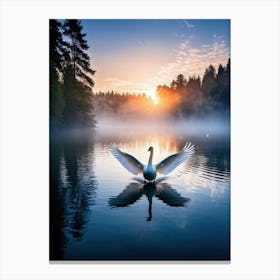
[96,116,230,139]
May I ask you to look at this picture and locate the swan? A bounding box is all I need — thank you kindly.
[109,142,195,181]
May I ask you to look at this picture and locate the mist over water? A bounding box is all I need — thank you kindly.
[96,116,230,139]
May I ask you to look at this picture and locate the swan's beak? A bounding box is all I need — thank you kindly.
[148,147,151,152]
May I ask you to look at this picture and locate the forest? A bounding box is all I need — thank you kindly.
[50,19,230,131]
[94,60,230,122]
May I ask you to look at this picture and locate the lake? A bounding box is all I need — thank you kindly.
[50,124,230,261]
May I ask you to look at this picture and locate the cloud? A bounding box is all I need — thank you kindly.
[179,40,189,50]
[103,77,133,88]
[101,77,155,93]
[95,33,229,93]
[182,20,194,29]
[99,37,229,92]
[152,37,230,85]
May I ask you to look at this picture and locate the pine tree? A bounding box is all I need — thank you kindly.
[202,64,217,96]
[173,74,187,92]
[62,20,96,128]
[49,19,66,129]
[217,64,226,85]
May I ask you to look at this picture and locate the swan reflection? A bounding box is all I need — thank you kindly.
[108,177,190,221]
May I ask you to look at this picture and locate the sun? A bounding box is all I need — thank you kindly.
[152,95,159,105]
[146,89,159,105]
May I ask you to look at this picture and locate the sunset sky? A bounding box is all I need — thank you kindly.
[81,19,230,98]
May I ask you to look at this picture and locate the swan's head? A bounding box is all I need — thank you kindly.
[148,146,153,152]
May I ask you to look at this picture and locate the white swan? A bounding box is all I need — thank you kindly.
[110,142,195,181]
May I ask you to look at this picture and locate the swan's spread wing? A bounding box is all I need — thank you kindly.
[108,182,143,207]
[110,144,144,175]
[156,183,191,207]
[156,142,195,175]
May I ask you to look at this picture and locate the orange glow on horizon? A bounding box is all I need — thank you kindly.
[155,86,182,114]
[145,89,160,105]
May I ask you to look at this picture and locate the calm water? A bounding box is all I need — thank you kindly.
[50,127,230,260]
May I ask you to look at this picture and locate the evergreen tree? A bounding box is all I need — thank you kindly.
[226,58,230,78]
[62,20,96,128]
[223,58,230,112]
[217,64,226,85]
[185,75,203,115]
[170,80,177,90]
[202,64,217,97]
[50,19,66,129]
[156,59,230,118]
[172,74,187,92]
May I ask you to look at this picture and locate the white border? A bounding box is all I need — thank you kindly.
[0,0,279,279]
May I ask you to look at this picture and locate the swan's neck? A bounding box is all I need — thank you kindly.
[148,150,153,167]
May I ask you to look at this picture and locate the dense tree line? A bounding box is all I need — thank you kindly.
[93,59,230,121]
[93,91,156,120]
[50,19,96,131]
[157,58,230,119]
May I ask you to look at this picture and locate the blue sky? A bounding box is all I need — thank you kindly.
[79,19,230,95]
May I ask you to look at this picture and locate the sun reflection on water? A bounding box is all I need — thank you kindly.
[92,132,230,197]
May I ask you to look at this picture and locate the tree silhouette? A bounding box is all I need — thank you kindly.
[202,64,217,97]
[62,20,96,129]
[63,20,95,89]
[202,62,230,116]
[92,58,230,122]
[183,75,203,116]
[50,19,67,129]
[170,74,187,92]
[50,19,97,131]
[156,59,230,118]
